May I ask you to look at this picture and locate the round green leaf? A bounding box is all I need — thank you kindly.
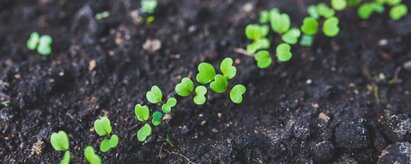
[50,131,69,151]
[152,111,163,126]
[390,4,408,20]
[316,3,335,18]
[301,17,319,35]
[85,146,101,164]
[331,0,347,11]
[137,124,152,142]
[254,50,272,69]
[61,151,70,164]
[386,0,402,6]
[246,38,270,54]
[194,86,207,105]
[38,35,52,56]
[276,43,292,62]
[100,139,111,152]
[196,62,216,84]
[230,84,247,104]
[307,5,319,19]
[245,24,269,40]
[134,104,150,122]
[323,17,340,37]
[259,10,269,23]
[220,57,237,79]
[161,97,177,114]
[109,134,119,148]
[94,116,112,136]
[300,35,314,47]
[146,85,163,104]
[175,78,194,97]
[141,0,158,14]
[282,28,301,44]
[27,32,40,50]
[210,74,228,93]
[270,12,291,33]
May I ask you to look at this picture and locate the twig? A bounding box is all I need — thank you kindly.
[233,48,254,57]
[161,146,197,164]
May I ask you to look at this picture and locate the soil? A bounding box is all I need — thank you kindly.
[1,0,411,163]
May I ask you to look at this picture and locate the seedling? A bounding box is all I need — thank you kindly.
[230,85,247,104]
[152,111,163,126]
[196,62,216,84]
[220,58,237,79]
[246,38,270,54]
[254,50,272,69]
[175,78,194,97]
[194,86,207,105]
[331,0,347,11]
[323,17,340,37]
[210,74,228,93]
[137,123,152,142]
[50,131,70,164]
[84,146,102,164]
[358,2,384,19]
[141,0,157,14]
[307,5,320,19]
[390,4,408,20]
[270,12,291,33]
[161,97,177,113]
[316,3,335,18]
[276,43,292,62]
[135,104,150,122]
[300,35,314,47]
[245,24,269,40]
[301,17,319,35]
[282,28,301,44]
[259,8,280,23]
[146,86,163,104]
[27,32,53,56]
[93,117,119,152]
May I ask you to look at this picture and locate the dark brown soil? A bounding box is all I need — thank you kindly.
[1,0,411,163]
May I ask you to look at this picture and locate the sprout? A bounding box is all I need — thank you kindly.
[50,131,70,164]
[27,32,53,56]
[175,78,194,97]
[84,146,102,164]
[146,86,163,104]
[358,3,384,19]
[152,111,163,126]
[307,5,320,19]
[385,0,402,6]
[301,17,319,35]
[245,24,269,40]
[300,35,314,47]
[137,123,152,142]
[93,117,119,152]
[254,50,272,69]
[210,74,228,93]
[246,38,270,54]
[323,17,340,37]
[276,43,292,62]
[194,86,207,105]
[270,12,291,33]
[230,85,247,104]
[331,0,347,11]
[316,3,335,18]
[220,58,237,79]
[196,62,216,84]
[141,0,157,14]
[161,97,177,113]
[259,10,270,23]
[282,28,301,44]
[390,4,408,20]
[135,104,150,122]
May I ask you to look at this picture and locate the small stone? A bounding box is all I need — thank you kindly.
[180,125,189,134]
[403,61,411,72]
[378,142,411,164]
[31,140,45,155]
[319,112,330,123]
[335,118,370,149]
[381,114,411,142]
[89,60,96,71]
[143,39,161,53]
[293,121,310,140]
[312,141,335,162]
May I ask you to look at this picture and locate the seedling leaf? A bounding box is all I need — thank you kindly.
[194,86,207,105]
[162,97,177,113]
[276,43,292,62]
[301,17,319,35]
[307,5,320,19]
[270,12,291,33]
[38,35,52,56]
[141,0,157,14]
[146,86,163,104]
[61,151,70,164]
[175,78,194,97]
[109,134,119,148]
[100,139,111,152]
[246,38,270,54]
[282,28,301,44]
[331,0,347,11]
[300,35,314,47]
[196,62,216,84]
[245,24,269,40]
[316,3,335,18]
[323,17,340,37]
[85,146,101,164]
[50,131,69,151]
[152,111,163,126]
[220,57,237,79]
[254,50,272,69]
[390,4,408,20]
[135,104,150,122]
[137,124,152,142]
[230,84,247,104]
[94,117,112,136]
[27,32,40,50]
[210,74,228,93]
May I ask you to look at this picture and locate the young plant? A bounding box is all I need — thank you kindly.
[146,86,163,104]
[331,0,348,11]
[84,146,102,164]
[301,17,319,35]
[230,84,247,104]
[175,78,194,97]
[254,50,272,69]
[161,97,177,113]
[137,123,152,142]
[276,43,292,62]
[316,3,335,18]
[245,24,270,53]
[196,63,216,84]
[210,74,228,93]
[134,104,153,142]
[390,4,408,20]
[358,2,384,19]
[27,32,53,56]
[141,0,157,14]
[270,12,291,34]
[94,117,119,152]
[193,86,207,105]
[323,17,340,37]
[282,28,301,44]
[50,131,70,164]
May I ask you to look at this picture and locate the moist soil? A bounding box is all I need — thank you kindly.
[2,0,411,163]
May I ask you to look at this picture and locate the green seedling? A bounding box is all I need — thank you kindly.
[331,0,347,11]
[259,8,280,23]
[307,5,320,19]
[27,32,53,56]
[50,131,70,164]
[220,57,237,79]
[152,111,163,126]
[135,104,150,122]
[161,97,177,113]
[194,86,207,105]
[84,146,102,164]
[246,38,270,54]
[146,86,163,104]
[245,24,269,40]
[301,17,319,35]
[270,12,291,33]
[383,0,402,5]
[254,50,272,69]
[358,2,384,19]
[175,78,194,97]
[94,117,119,152]
[210,74,228,93]
[390,4,408,20]
[137,123,152,142]
[300,35,314,46]
[282,28,301,44]
[95,11,110,20]
[196,62,216,84]
[323,17,340,37]
[141,0,157,14]
[276,43,292,62]
[316,3,335,18]
[230,84,247,104]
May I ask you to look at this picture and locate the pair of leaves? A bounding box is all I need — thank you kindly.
[50,131,69,151]
[358,2,384,19]
[230,85,247,104]
[135,104,150,122]
[390,4,408,20]
[276,43,292,62]
[141,0,157,14]
[331,0,347,11]
[323,17,340,37]
[282,28,301,44]
[301,17,319,35]
[137,124,152,142]
[270,12,291,33]
[210,75,228,93]
[300,35,314,47]
[27,32,53,56]
[246,38,270,54]
[194,86,207,105]
[146,86,163,104]
[152,111,163,126]
[175,78,194,97]
[196,58,237,91]
[259,8,280,23]
[94,117,112,136]
[84,146,102,164]
[254,51,272,69]
[100,135,119,152]
[161,98,177,113]
[316,3,335,18]
[245,24,269,40]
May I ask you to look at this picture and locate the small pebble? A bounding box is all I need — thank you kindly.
[403,60,411,72]
[378,142,411,164]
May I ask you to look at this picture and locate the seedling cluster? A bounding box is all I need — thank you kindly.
[26,32,53,56]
